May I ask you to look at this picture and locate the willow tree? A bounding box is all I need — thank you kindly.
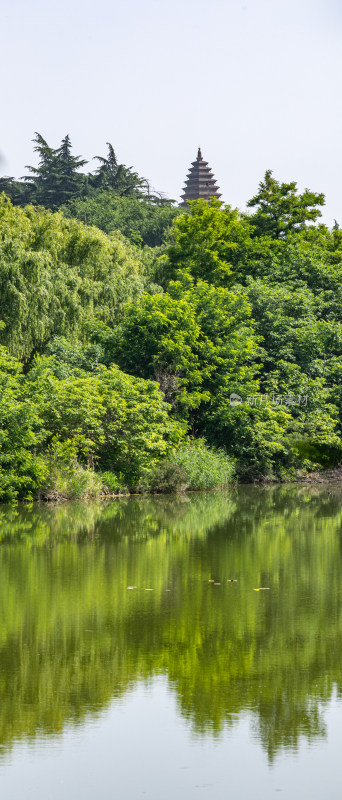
[0,196,146,362]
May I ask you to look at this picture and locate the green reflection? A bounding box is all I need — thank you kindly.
[0,487,342,761]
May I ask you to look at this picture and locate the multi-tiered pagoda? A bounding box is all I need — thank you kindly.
[180,148,221,206]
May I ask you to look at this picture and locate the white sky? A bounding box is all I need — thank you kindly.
[2,0,342,223]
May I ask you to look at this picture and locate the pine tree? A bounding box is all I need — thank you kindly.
[54,135,88,205]
[0,176,33,205]
[24,133,57,207]
[24,133,88,209]
[91,142,144,196]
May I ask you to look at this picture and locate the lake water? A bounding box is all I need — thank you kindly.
[0,485,342,799]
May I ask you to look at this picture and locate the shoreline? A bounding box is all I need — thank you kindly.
[5,467,342,506]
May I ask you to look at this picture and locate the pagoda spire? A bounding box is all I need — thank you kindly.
[180,148,221,207]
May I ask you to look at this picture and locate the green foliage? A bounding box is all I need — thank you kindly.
[150,439,235,492]
[90,142,145,196]
[42,441,103,500]
[1,155,342,488]
[63,191,181,247]
[203,398,292,481]
[100,471,128,494]
[0,344,185,500]
[243,235,342,298]
[26,356,183,487]
[0,175,32,205]
[43,335,105,378]
[241,251,342,458]
[0,196,146,362]
[154,188,342,475]
[0,347,47,501]
[145,458,188,492]
[162,198,252,286]
[1,135,148,210]
[109,276,258,417]
[24,133,88,209]
[246,169,325,239]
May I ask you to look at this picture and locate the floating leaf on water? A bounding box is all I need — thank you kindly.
[253,587,270,591]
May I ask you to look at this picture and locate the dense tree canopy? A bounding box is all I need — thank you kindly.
[0,134,179,247]
[0,134,150,210]
[246,169,325,239]
[0,346,183,501]
[24,133,88,209]
[0,195,147,362]
[163,198,252,285]
[63,191,181,247]
[1,154,342,495]
[90,142,145,196]
[108,276,258,416]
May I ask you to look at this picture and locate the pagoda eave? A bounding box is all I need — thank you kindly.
[181,147,221,207]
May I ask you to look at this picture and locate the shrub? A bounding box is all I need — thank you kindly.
[41,442,103,500]
[100,471,128,495]
[146,439,235,493]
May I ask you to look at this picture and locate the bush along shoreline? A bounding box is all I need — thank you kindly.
[42,441,236,502]
[0,337,235,502]
[1,151,342,501]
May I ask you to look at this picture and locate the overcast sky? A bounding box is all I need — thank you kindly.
[2,0,342,223]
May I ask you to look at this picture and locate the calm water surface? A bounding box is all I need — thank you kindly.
[0,485,342,799]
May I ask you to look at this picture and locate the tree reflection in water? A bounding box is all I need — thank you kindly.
[0,486,342,762]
